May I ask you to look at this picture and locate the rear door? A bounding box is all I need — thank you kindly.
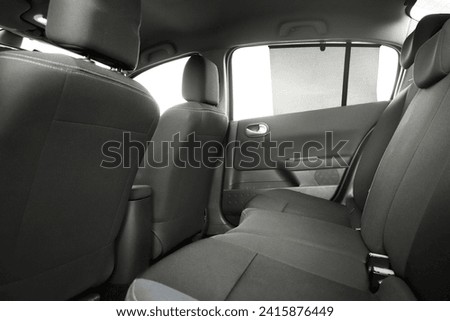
[222,43,400,224]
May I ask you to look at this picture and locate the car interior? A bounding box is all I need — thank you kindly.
[0,0,449,301]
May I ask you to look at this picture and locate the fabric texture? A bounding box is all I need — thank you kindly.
[245,189,355,227]
[46,0,142,70]
[182,55,220,105]
[0,51,159,300]
[414,20,450,89]
[134,56,228,258]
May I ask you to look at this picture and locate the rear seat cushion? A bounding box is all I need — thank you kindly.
[136,237,373,301]
[238,208,368,262]
[215,232,369,290]
[245,189,357,227]
[241,16,450,230]
[132,235,416,301]
[127,280,197,301]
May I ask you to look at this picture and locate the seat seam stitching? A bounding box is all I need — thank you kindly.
[12,72,69,254]
[216,236,369,293]
[54,119,149,134]
[243,209,352,230]
[226,229,365,262]
[0,55,152,98]
[224,253,258,300]
[0,53,145,90]
[381,80,450,254]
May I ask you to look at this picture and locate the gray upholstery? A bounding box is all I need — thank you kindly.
[414,26,450,88]
[362,21,450,299]
[0,0,160,300]
[136,237,374,301]
[400,14,450,72]
[244,15,446,227]
[46,0,142,70]
[132,234,414,301]
[182,55,220,105]
[352,85,416,210]
[237,209,368,262]
[400,32,415,69]
[245,84,415,228]
[246,189,357,227]
[135,55,228,258]
[128,17,450,301]
[127,279,196,301]
[0,51,159,300]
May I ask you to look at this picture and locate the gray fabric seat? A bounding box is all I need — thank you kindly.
[135,55,228,259]
[127,17,450,301]
[244,189,360,227]
[0,0,160,300]
[237,208,368,261]
[245,15,450,227]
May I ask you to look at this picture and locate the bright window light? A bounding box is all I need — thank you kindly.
[21,38,82,58]
[410,0,450,21]
[232,46,273,121]
[134,57,190,115]
[33,14,47,26]
[377,46,399,101]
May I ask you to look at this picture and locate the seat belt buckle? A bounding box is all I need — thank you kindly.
[367,253,395,292]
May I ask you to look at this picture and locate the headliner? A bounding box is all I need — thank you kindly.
[139,0,411,61]
[0,0,412,66]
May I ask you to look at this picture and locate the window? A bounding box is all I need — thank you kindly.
[134,57,190,115]
[19,37,110,69]
[410,0,450,21]
[21,38,81,58]
[231,44,399,121]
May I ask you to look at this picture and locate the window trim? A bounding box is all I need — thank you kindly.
[227,42,401,121]
[130,53,196,79]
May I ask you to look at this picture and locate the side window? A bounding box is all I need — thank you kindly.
[231,44,399,121]
[134,57,190,115]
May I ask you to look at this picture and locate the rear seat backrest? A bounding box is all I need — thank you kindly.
[361,15,450,253]
[353,14,450,211]
[363,20,450,300]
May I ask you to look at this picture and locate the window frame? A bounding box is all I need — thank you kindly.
[227,42,401,121]
[130,53,195,79]
[130,54,195,115]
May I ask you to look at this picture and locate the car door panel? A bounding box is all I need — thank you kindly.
[222,101,388,224]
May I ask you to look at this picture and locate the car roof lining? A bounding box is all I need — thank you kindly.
[0,0,412,68]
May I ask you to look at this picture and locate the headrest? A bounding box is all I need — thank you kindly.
[182,55,219,106]
[414,20,450,88]
[400,32,415,69]
[401,14,450,69]
[46,0,141,70]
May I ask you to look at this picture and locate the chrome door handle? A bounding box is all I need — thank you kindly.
[245,122,269,137]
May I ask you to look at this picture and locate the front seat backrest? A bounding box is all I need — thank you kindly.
[135,55,228,259]
[0,0,159,300]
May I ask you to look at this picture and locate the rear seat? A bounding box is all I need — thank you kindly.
[244,15,450,229]
[126,17,450,301]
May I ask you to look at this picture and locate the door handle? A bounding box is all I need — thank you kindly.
[245,122,269,138]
